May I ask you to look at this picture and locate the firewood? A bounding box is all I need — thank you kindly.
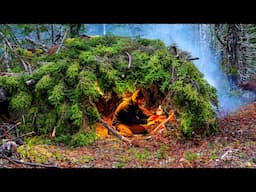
[98,118,131,144]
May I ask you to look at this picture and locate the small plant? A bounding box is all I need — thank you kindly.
[184,150,199,162]
[80,155,94,163]
[156,145,169,159]
[134,149,151,160]
[55,134,73,145]
[209,150,218,160]
[10,91,32,110]
[69,131,97,147]
[113,161,126,168]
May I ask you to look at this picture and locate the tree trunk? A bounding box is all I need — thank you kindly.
[36,25,41,43]
[51,24,54,44]
[69,24,81,38]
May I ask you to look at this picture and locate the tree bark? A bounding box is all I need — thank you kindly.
[69,24,81,38]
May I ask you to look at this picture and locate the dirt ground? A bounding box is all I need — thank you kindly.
[1,103,256,168]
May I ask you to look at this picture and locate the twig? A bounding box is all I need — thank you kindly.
[10,131,35,141]
[1,155,21,167]
[2,155,59,168]
[32,112,37,127]
[152,112,175,134]
[188,57,200,61]
[0,122,21,139]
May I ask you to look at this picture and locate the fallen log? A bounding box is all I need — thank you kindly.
[1,155,59,168]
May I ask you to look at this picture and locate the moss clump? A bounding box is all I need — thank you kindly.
[1,34,218,142]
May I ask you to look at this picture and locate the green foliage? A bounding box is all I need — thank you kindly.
[66,62,80,85]
[55,134,73,145]
[10,91,32,110]
[156,145,169,159]
[128,147,150,160]
[0,75,21,95]
[184,150,199,162]
[35,74,54,95]
[69,104,83,127]
[48,83,65,106]
[69,131,97,147]
[75,71,101,101]
[23,135,52,145]
[35,111,57,135]
[4,35,219,142]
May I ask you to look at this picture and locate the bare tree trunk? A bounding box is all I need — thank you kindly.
[36,25,41,43]
[51,24,54,44]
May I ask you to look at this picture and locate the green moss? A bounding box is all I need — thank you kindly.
[35,74,54,95]
[4,35,218,141]
[69,104,83,127]
[10,91,32,110]
[0,75,21,95]
[48,83,65,106]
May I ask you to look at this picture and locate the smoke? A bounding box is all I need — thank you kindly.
[86,24,256,115]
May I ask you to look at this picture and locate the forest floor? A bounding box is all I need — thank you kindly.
[1,103,256,168]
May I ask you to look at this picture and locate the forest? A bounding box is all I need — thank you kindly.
[0,24,255,168]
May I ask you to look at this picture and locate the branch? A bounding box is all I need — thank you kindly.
[171,65,175,84]
[0,32,31,73]
[188,57,200,61]
[125,52,132,69]
[56,31,67,53]
[25,37,48,52]
[0,122,21,139]
[10,131,35,141]
[97,118,131,143]
[151,111,176,134]
[2,155,59,168]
